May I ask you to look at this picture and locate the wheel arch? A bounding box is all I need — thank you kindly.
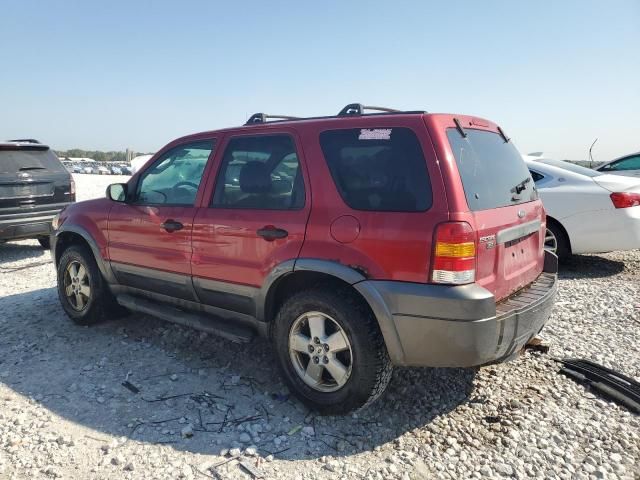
[53,226,117,283]
[259,259,406,365]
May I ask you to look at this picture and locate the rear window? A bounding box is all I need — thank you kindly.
[319,128,432,212]
[0,149,66,174]
[447,129,537,211]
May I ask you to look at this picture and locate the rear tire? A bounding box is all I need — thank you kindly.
[37,236,50,249]
[545,221,570,262]
[57,244,121,325]
[272,287,393,414]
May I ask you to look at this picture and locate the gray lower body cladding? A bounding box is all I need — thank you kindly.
[356,251,558,367]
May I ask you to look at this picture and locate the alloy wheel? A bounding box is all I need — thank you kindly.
[288,311,353,392]
[63,260,91,311]
[544,228,558,253]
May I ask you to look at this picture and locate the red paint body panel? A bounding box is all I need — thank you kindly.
[58,198,112,256]
[107,204,196,275]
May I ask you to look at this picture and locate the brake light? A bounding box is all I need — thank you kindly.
[610,192,640,209]
[431,221,476,285]
[70,177,76,195]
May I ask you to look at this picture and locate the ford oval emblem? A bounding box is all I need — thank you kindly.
[517,209,526,218]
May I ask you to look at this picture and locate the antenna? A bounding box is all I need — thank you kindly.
[588,138,598,169]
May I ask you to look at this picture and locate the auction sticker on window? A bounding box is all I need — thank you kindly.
[359,128,392,140]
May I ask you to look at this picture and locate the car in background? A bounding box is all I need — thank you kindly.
[97,165,110,175]
[525,157,640,260]
[109,165,123,175]
[120,165,132,175]
[0,139,75,248]
[596,151,640,177]
[81,164,96,174]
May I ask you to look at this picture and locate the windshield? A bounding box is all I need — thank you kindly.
[0,149,66,174]
[539,159,602,177]
[447,128,537,211]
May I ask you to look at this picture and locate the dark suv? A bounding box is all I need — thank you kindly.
[51,104,557,413]
[1,140,75,248]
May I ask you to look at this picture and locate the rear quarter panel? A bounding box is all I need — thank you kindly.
[297,116,449,282]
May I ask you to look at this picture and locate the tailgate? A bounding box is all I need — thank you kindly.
[445,124,545,301]
[473,203,545,301]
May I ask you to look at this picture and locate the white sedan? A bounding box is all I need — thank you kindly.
[525,158,640,260]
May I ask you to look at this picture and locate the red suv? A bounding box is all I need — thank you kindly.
[51,104,557,414]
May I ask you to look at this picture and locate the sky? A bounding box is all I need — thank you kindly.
[0,0,638,161]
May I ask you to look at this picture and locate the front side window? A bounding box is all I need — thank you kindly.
[136,140,214,205]
[602,155,640,171]
[211,135,304,210]
[319,127,432,212]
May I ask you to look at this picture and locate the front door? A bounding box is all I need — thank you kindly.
[108,139,216,300]
[191,132,310,315]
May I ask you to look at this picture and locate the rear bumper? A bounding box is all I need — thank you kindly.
[356,250,558,367]
[0,203,70,241]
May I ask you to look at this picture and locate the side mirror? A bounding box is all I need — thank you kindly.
[106,183,127,202]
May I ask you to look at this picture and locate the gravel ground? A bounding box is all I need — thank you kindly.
[0,173,638,480]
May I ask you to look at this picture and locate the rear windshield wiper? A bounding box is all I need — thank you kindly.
[510,176,531,195]
[18,166,46,171]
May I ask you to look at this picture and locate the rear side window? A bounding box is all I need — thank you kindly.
[319,128,432,212]
[211,135,305,210]
[447,129,537,211]
[0,149,66,174]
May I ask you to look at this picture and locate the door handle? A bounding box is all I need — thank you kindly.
[257,225,288,241]
[161,219,184,233]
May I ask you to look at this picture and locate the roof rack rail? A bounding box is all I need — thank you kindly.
[245,113,302,125]
[337,104,400,116]
[8,138,41,144]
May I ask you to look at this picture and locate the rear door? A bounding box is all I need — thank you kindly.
[107,140,215,300]
[190,131,310,314]
[443,123,545,301]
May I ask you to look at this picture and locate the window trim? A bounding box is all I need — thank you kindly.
[209,132,306,211]
[131,140,216,207]
[318,126,433,213]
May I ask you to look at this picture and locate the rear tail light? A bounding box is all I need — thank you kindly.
[431,221,476,285]
[69,177,76,198]
[610,192,640,209]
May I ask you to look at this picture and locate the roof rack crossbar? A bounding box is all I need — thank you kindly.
[337,103,401,116]
[245,113,302,125]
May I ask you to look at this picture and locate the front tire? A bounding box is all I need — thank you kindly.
[57,244,119,325]
[272,287,393,414]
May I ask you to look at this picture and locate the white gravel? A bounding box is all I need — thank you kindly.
[0,173,638,479]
